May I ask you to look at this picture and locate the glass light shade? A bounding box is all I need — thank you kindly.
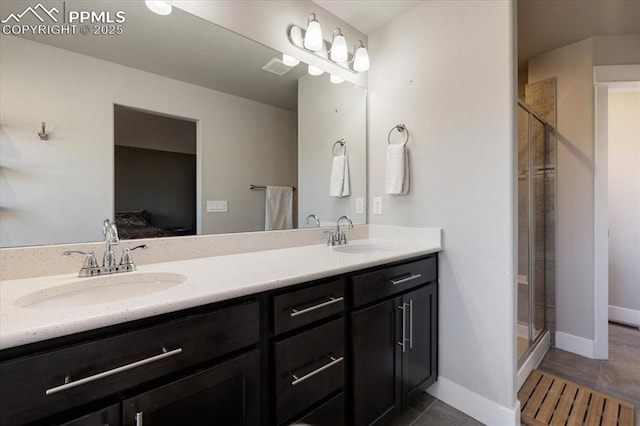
[353,46,370,72]
[282,54,300,67]
[304,19,324,51]
[145,0,172,15]
[330,34,348,62]
[308,64,324,76]
[330,74,344,84]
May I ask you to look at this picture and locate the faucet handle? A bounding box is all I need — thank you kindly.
[324,230,337,246]
[119,244,148,266]
[62,250,99,269]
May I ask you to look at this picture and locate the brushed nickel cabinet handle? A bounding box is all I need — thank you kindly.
[45,348,182,395]
[409,299,414,349]
[135,412,143,426]
[397,304,407,352]
[291,356,344,386]
[290,296,344,317]
[390,273,422,286]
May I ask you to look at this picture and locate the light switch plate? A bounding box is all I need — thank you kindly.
[372,197,383,215]
[355,197,364,214]
[207,200,228,213]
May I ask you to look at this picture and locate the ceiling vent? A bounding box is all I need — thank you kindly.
[262,58,293,76]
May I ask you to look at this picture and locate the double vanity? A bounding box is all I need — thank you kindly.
[0,226,441,425]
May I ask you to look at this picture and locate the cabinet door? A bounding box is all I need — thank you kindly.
[401,284,438,404]
[122,350,260,426]
[351,297,402,426]
[60,404,120,426]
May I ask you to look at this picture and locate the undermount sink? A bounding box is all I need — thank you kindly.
[15,272,187,309]
[332,244,392,254]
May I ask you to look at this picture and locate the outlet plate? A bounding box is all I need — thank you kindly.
[356,197,364,214]
[207,200,228,213]
[372,197,383,215]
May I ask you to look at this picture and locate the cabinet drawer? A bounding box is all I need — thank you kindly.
[0,301,259,425]
[295,392,345,426]
[273,279,344,334]
[275,318,344,424]
[352,256,436,307]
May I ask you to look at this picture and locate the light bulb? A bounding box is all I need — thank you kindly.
[308,64,324,76]
[304,14,323,51]
[282,54,300,67]
[330,74,344,84]
[330,31,348,62]
[353,43,370,72]
[145,0,172,15]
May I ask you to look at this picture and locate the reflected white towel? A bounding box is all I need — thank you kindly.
[329,154,351,197]
[385,144,410,195]
[265,186,293,231]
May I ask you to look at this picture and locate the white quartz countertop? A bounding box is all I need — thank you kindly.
[0,233,441,350]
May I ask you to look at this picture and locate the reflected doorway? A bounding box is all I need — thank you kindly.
[114,105,197,240]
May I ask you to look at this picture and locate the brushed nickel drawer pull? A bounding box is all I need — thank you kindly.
[135,412,143,426]
[390,273,422,286]
[45,348,183,395]
[291,355,344,386]
[290,296,344,317]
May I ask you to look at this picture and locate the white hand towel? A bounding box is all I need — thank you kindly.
[385,144,410,195]
[264,186,293,231]
[329,154,351,197]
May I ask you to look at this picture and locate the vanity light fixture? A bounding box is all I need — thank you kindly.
[145,0,172,16]
[330,29,348,62]
[303,13,323,51]
[282,53,300,67]
[330,74,344,84]
[353,40,370,72]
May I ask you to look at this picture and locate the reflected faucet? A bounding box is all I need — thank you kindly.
[305,214,320,228]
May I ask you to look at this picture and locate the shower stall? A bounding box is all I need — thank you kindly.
[517,99,556,372]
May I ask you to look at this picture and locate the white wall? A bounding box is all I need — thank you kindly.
[298,74,367,228]
[528,35,640,345]
[368,1,517,423]
[608,90,640,321]
[0,36,296,247]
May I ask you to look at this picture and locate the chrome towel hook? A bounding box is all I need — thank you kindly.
[388,124,408,146]
[38,122,49,141]
[332,138,346,157]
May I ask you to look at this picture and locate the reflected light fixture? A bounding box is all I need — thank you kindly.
[353,40,370,72]
[303,13,323,51]
[145,0,172,15]
[330,28,348,62]
[282,53,300,67]
[330,74,344,84]
[308,64,324,76]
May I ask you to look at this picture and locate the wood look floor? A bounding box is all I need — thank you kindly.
[386,323,639,426]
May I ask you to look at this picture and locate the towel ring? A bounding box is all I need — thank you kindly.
[388,124,409,146]
[332,139,346,157]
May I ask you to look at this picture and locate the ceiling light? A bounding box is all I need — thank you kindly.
[145,0,172,15]
[330,29,348,63]
[282,54,300,67]
[308,64,324,76]
[303,13,323,51]
[353,40,370,72]
[330,74,344,84]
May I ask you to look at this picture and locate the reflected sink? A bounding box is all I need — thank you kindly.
[16,272,187,309]
[332,244,392,254]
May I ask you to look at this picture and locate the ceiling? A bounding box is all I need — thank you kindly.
[312,0,424,34]
[518,0,640,68]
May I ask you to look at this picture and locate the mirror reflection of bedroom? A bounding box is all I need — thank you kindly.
[114,105,196,240]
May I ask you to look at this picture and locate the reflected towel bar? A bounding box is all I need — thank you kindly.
[249,185,296,191]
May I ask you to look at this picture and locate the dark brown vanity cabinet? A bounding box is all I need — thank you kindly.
[350,256,438,426]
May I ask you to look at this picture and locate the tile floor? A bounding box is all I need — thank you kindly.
[386,322,639,426]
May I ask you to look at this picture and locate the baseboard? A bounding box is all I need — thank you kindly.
[609,305,640,327]
[517,331,550,390]
[555,331,595,358]
[427,376,520,425]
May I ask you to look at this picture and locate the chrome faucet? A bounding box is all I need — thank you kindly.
[63,219,147,277]
[333,215,353,245]
[305,214,320,228]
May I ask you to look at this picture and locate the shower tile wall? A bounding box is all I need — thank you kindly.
[525,77,557,345]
